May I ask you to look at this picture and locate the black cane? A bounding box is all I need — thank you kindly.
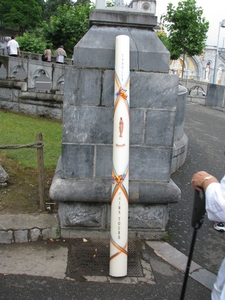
[180,189,205,300]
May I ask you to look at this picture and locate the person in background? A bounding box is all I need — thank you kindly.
[44,45,51,62]
[191,171,225,299]
[7,36,20,57]
[54,45,67,64]
[71,54,74,65]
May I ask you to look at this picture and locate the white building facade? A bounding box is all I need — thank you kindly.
[170,47,225,85]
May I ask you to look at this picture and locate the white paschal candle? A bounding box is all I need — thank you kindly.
[109,35,130,277]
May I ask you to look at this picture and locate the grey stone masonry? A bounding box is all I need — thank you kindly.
[14,230,29,243]
[61,68,179,183]
[49,7,187,238]
[58,201,169,240]
[89,7,157,29]
[30,228,41,242]
[0,165,9,183]
[0,230,13,244]
[74,8,169,73]
[206,83,225,108]
[51,157,180,203]
[74,26,169,72]
[0,214,59,244]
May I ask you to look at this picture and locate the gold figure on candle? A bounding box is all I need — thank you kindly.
[117,87,127,100]
[119,117,124,137]
[112,174,125,186]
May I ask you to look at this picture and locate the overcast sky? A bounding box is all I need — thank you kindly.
[156,0,225,47]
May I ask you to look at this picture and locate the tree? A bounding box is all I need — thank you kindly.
[0,0,42,33]
[74,0,91,7]
[16,31,52,54]
[156,31,171,53]
[106,0,116,7]
[163,0,209,77]
[156,30,183,60]
[42,0,75,21]
[44,4,94,55]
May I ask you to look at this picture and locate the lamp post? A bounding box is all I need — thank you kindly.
[213,19,225,84]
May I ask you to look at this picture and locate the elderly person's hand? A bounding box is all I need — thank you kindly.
[191,171,219,191]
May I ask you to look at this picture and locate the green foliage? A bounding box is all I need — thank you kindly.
[16,31,52,54]
[74,0,91,8]
[0,0,42,33]
[0,110,62,169]
[1,0,93,57]
[156,31,181,60]
[156,31,170,49]
[106,0,115,7]
[163,0,209,59]
[55,226,61,238]
[42,0,75,21]
[44,4,94,54]
[163,231,170,241]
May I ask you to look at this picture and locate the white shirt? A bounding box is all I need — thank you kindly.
[205,175,225,222]
[205,175,225,300]
[7,39,19,55]
[56,55,64,63]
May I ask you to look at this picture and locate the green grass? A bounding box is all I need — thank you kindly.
[0,110,62,169]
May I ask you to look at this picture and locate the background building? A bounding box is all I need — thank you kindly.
[129,0,156,13]
[169,47,225,85]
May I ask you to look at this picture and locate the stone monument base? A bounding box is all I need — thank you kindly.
[59,202,168,240]
[50,157,180,240]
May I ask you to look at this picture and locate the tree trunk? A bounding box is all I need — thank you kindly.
[181,53,185,78]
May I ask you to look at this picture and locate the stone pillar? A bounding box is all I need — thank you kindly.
[206,83,225,108]
[50,7,186,239]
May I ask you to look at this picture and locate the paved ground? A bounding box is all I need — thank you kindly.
[0,102,224,299]
[169,102,225,275]
[0,239,213,299]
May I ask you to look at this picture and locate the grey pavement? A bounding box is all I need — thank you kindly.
[0,238,213,299]
[169,101,225,275]
[0,101,224,299]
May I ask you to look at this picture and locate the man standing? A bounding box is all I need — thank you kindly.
[54,45,67,64]
[7,36,20,57]
[192,171,225,299]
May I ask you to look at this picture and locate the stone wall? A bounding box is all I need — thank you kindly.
[180,79,225,112]
[0,80,63,119]
[206,83,225,109]
[0,214,59,244]
[50,66,185,239]
[0,55,65,119]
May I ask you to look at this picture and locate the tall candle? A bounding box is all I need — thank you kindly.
[109,35,130,277]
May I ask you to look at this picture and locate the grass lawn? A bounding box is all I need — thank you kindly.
[0,110,62,214]
[0,109,62,169]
